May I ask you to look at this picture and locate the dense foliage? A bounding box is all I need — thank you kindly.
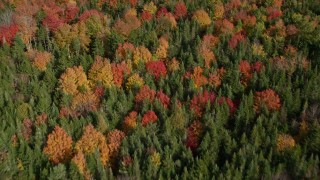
[1,0,320,179]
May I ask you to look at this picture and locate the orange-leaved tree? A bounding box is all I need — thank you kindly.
[75,124,111,166]
[59,66,90,95]
[27,49,53,71]
[72,151,91,180]
[254,89,281,112]
[122,111,138,134]
[107,129,126,165]
[43,126,73,164]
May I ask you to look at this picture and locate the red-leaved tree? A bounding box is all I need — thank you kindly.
[146,60,167,80]
[156,91,170,109]
[0,24,19,45]
[174,2,187,19]
[135,85,156,104]
[190,90,216,117]
[254,89,281,112]
[141,110,158,127]
[218,97,237,114]
[186,121,203,151]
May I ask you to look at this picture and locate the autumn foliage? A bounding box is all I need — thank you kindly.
[113,9,141,37]
[89,56,114,88]
[21,118,33,141]
[209,68,226,88]
[156,7,168,18]
[186,121,203,151]
[75,124,112,166]
[112,62,131,87]
[174,2,187,19]
[156,36,169,59]
[71,91,100,115]
[254,89,281,112]
[115,42,135,60]
[3,0,320,178]
[218,97,237,114]
[122,111,138,134]
[156,91,170,109]
[135,85,156,104]
[239,60,263,85]
[133,46,152,65]
[0,24,19,45]
[72,151,91,180]
[107,129,126,164]
[228,32,245,49]
[276,134,296,152]
[190,91,216,117]
[186,66,208,88]
[192,10,211,28]
[27,49,53,71]
[141,11,153,22]
[141,110,158,127]
[59,66,90,95]
[126,73,144,89]
[43,126,73,164]
[36,113,48,126]
[146,60,167,80]
[75,124,106,155]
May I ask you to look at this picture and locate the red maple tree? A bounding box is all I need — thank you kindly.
[228,32,245,49]
[190,90,216,117]
[135,85,156,104]
[141,110,158,127]
[174,2,187,19]
[0,24,19,45]
[146,60,167,80]
[141,11,153,22]
[157,7,168,18]
[156,91,170,109]
[186,121,203,151]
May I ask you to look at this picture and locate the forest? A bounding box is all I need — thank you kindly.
[0,0,320,179]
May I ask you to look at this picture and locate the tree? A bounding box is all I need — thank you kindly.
[43,126,73,164]
[122,111,138,134]
[88,56,114,88]
[276,134,295,152]
[59,66,90,95]
[113,9,141,37]
[190,90,216,117]
[0,24,19,46]
[126,73,144,90]
[174,2,187,19]
[133,46,152,66]
[155,36,169,59]
[192,10,211,28]
[254,89,281,112]
[27,49,53,71]
[146,61,167,80]
[141,110,158,127]
[186,121,203,151]
[75,124,111,167]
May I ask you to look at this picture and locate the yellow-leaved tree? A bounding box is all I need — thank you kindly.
[59,66,90,95]
[88,56,114,88]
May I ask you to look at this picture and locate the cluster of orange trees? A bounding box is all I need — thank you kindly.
[1,0,320,179]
